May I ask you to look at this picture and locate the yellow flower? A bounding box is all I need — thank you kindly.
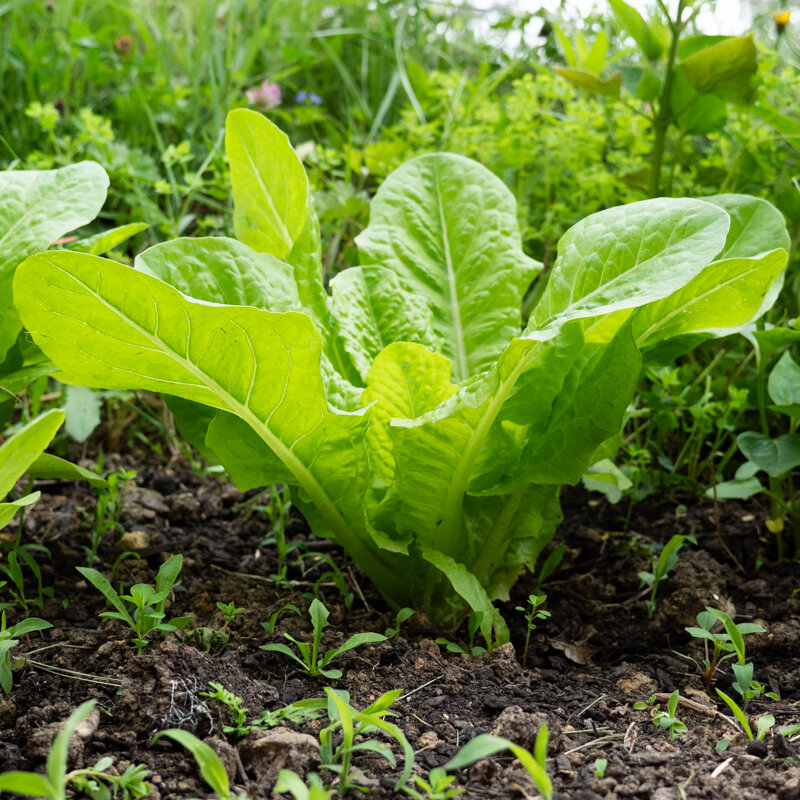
[775,10,791,30]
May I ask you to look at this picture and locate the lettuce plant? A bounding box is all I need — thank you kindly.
[12,110,789,639]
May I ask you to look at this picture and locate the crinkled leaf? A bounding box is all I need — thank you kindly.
[356,153,539,382]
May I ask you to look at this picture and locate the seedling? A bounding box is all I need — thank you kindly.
[634,691,687,739]
[402,767,464,800]
[275,770,333,800]
[515,592,550,668]
[77,554,193,654]
[436,612,493,657]
[594,758,607,778]
[319,687,414,795]
[261,598,385,679]
[261,602,302,635]
[217,601,244,630]
[0,611,51,693]
[683,607,772,697]
[86,466,137,567]
[0,699,150,799]
[445,726,552,800]
[715,691,774,742]
[637,533,694,619]
[201,681,326,738]
[385,607,414,639]
[151,728,244,800]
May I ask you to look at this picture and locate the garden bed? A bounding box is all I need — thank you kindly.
[2,442,798,799]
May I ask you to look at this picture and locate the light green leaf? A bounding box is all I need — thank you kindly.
[0,493,41,530]
[632,249,787,351]
[531,198,730,330]
[608,0,664,60]
[0,772,55,797]
[680,34,757,105]
[64,384,102,442]
[0,409,64,499]
[670,68,728,134]
[71,222,149,255]
[356,153,539,382]
[47,700,98,793]
[329,267,440,382]
[705,194,791,260]
[705,476,763,501]
[14,250,405,602]
[226,108,308,259]
[553,67,621,98]
[135,237,300,312]
[26,454,107,488]
[0,162,108,360]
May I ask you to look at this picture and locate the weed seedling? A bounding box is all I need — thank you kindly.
[217,601,244,630]
[261,602,302,635]
[261,598,385,679]
[445,726,552,800]
[638,533,694,618]
[0,700,150,798]
[634,691,688,739]
[594,758,607,778]
[715,691,774,742]
[319,687,414,795]
[77,554,193,654]
[151,728,246,800]
[402,767,464,799]
[515,592,550,668]
[435,612,493,657]
[385,607,414,639]
[0,611,51,693]
[86,466,136,567]
[274,770,332,800]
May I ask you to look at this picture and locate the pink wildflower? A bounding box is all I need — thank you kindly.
[246,80,282,111]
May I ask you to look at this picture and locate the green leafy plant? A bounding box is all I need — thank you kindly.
[201,681,326,738]
[634,691,688,739]
[86,467,137,567]
[261,598,385,679]
[555,0,759,197]
[262,602,302,635]
[637,533,695,618]
[715,692,774,742]
[402,767,464,800]
[444,726,552,800]
[151,728,243,800]
[77,554,193,654]
[594,758,608,778]
[275,770,333,800]
[0,699,149,799]
[385,607,414,638]
[436,611,496,657]
[0,610,51,694]
[319,687,414,795]
[515,592,550,668]
[13,110,789,638]
[683,607,771,695]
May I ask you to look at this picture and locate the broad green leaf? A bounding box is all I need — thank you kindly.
[680,34,757,105]
[632,249,787,351]
[553,67,621,98]
[678,35,730,59]
[135,237,300,312]
[608,0,664,60]
[704,195,791,260]
[356,153,539,382]
[0,162,108,360]
[531,198,730,330]
[27,454,107,488]
[226,108,307,259]
[768,352,800,407]
[0,409,64,498]
[670,68,727,134]
[0,493,41,530]
[738,432,800,478]
[329,267,440,381]
[11,617,51,636]
[362,343,457,485]
[71,222,149,255]
[14,251,404,601]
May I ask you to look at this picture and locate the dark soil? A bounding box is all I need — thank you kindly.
[2,442,799,799]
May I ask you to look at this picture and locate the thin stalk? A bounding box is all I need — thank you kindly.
[649,0,685,197]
